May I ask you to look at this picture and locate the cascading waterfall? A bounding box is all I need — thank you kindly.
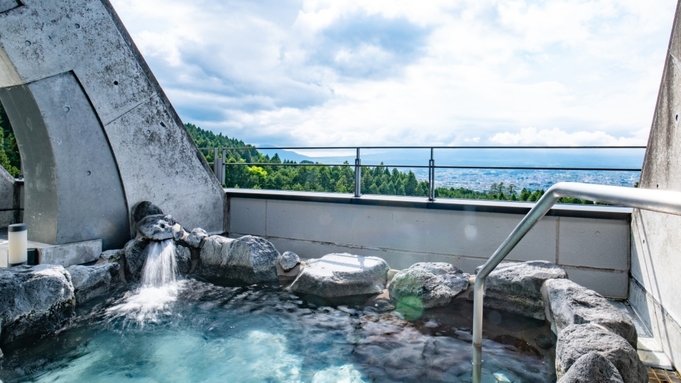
[141,240,178,287]
[106,239,184,324]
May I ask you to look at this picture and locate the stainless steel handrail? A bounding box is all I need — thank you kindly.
[471,182,681,383]
[199,146,644,197]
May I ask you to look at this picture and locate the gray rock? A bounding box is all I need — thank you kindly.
[176,245,192,275]
[556,324,646,383]
[67,263,119,304]
[290,253,389,298]
[558,351,624,383]
[389,262,469,309]
[137,214,177,241]
[542,278,637,348]
[123,238,149,281]
[477,260,567,320]
[0,265,75,345]
[199,235,279,284]
[185,228,208,249]
[97,249,123,265]
[131,201,164,224]
[172,223,188,242]
[278,251,300,272]
[96,249,126,283]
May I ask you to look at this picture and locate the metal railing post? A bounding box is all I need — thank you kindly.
[213,148,219,176]
[354,148,361,197]
[471,182,681,383]
[221,148,227,185]
[428,148,435,201]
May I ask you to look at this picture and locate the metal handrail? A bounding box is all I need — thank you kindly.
[471,182,681,383]
[199,146,645,201]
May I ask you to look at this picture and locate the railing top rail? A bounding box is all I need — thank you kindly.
[221,162,642,172]
[471,182,681,382]
[200,145,646,150]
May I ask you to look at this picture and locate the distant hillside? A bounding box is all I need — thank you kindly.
[182,123,566,203]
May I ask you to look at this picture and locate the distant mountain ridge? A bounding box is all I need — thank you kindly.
[258,147,644,169]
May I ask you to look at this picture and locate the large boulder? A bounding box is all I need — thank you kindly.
[556,324,646,383]
[176,245,192,275]
[199,235,279,284]
[96,248,127,283]
[558,351,624,383]
[67,263,119,304]
[389,262,469,309]
[289,253,389,298]
[542,278,637,348]
[477,260,567,320]
[0,265,75,345]
[123,238,149,281]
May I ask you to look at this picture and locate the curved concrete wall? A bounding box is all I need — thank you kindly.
[631,0,681,369]
[0,0,225,249]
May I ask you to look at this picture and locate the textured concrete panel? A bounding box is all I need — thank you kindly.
[102,93,224,233]
[630,0,681,369]
[263,199,556,262]
[38,239,102,267]
[228,198,267,236]
[558,217,629,271]
[0,0,225,252]
[562,266,628,299]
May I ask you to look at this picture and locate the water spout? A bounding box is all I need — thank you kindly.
[141,240,178,287]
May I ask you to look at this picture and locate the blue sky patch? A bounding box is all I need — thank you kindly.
[310,12,431,79]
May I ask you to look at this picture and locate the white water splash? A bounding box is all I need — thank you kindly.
[106,240,184,324]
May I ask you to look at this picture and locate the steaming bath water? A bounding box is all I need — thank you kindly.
[0,242,556,382]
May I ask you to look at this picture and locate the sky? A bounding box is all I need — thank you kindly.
[109,0,678,148]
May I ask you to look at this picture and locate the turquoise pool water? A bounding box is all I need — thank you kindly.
[0,279,556,382]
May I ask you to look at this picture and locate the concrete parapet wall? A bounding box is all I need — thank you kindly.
[227,190,632,299]
[0,0,224,250]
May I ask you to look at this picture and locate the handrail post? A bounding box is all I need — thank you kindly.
[213,147,219,176]
[428,148,435,201]
[222,148,227,185]
[354,148,362,197]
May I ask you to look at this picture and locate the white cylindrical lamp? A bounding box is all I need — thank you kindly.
[8,223,27,266]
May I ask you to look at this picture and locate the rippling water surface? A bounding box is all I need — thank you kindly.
[0,280,556,382]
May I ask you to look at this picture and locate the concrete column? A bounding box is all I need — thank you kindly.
[631,0,681,368]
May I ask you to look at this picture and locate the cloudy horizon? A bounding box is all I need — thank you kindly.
[110,0,677,148]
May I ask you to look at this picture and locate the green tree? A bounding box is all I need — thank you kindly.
[0,103,20,177]
[405,171,418,196]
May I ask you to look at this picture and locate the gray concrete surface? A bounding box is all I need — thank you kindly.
[630,0,681,370]
[0,0,225,251]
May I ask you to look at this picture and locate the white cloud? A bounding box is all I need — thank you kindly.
[489,127,649,146]
[108,0,677,147]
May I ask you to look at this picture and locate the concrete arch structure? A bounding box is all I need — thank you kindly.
[0,0,225,250]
